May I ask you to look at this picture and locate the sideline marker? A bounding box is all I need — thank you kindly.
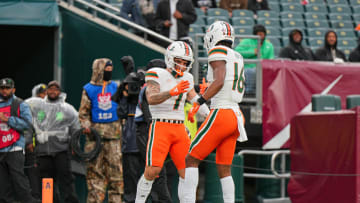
[42,178,53,203]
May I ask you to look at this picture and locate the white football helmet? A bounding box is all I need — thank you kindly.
[204,21,235,53]
[165,41,194,77]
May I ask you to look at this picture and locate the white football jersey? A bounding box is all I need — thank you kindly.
[206,45,245,109]
[145,68,194,120]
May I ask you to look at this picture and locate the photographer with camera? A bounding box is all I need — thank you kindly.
[112,56,145,203]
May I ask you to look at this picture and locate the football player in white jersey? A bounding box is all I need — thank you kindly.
[135,41,209,203]
[181,21,248,203]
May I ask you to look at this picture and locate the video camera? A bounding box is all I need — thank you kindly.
[123,71,145,96]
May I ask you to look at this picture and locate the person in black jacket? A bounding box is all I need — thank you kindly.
[154,0,197,47]
[349,37,360,62]
[247,0,269,18]
[279,29,315,61]
[314,30,347,62]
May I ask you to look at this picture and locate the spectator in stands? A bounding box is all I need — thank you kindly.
[154,0,197,47]
[234,24,274,96]
[349,37,360,62]
[192,0,217,13]
[314,30,346,63]
[247,0,269,18]
[279,29,315,61]
[120,0,145,27]
[220,0,248,17]
[139,0,157,31]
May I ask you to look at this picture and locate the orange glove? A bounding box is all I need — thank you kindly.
[188,102,200,123]
[199,77,209,95]
[169,80,190,96]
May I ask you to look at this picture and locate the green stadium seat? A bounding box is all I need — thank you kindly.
[335,29,357,38]
[327,0,348,5]
[204,153,244,203]
[257,10,279,19]
[330,20,354,29]
[304,12,327,21]
[353,14,360,22]
[193,17,206,27]
[305,4,328,13]
[280,0,297,3]
[233,26,253,35]
[337,38,355,48]
[282,36,290,46]
[346,95,360,109]
[308,38,324,49]
[232,17,255,27]
[280,11,303,20]
[338,46,352,58]
[257,18,281,27]
[349,0,360,6]
[207,8,229,17]
[307,28,328,38]
[189,25,204,34]
[267,37,282,47]
[281,19,305,29]
[269,2,281,12]
[312,94,341,112]
[232,9,254,18]
[274,46,281,57]
[207,16,230,25]
[328,13,352,21]
[266,27,282,37]
[305,19,329,28]
[353,5,360,13]
[281,3,304,13]
[328,4,352,13]
[195,8,206,18]
[308,0,323,3]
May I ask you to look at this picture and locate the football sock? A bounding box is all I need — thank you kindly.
[220,176,235,203]
[135,174,154,203]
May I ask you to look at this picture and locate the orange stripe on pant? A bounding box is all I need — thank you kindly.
[146,121,191,170]
[189,109,239,165]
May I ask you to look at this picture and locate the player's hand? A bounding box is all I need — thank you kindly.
[188,102,200,123]
[164,20,172,27]
[169,80,190,96]
[173,10,183,19]
[199,77,209,95]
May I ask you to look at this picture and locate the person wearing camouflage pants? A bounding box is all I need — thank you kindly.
[79,58,123,203]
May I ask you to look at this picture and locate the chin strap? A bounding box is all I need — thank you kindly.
[170,69,183,78]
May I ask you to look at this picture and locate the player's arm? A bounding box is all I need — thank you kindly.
[201,60,226,101]
[145,80,171,105]
[186,88,210,119]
